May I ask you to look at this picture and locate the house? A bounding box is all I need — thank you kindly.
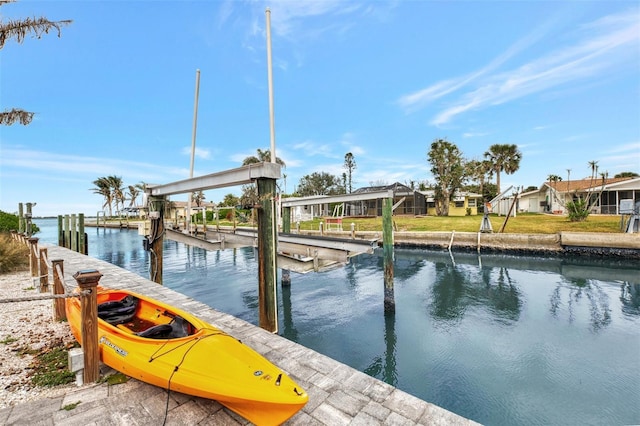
[166,200,217,223]
[420,190,483,216]
[351,183,426,216]
[518,177,640,215]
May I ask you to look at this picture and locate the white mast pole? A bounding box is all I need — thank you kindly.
[186,69,201,234]
[266,8,276,164]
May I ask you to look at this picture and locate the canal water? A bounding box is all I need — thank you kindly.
[34,219,640,425]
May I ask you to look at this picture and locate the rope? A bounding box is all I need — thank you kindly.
[0,290,90,304]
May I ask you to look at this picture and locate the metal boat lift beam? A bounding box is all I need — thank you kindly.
[229,229,378,253]
[148,162,281,197]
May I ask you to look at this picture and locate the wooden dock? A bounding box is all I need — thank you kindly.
[0,244,478,425]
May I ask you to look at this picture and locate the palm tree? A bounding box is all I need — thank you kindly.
[0,2,71,125]
[484,144,522,194]
[242,148,286,167]
[91,177,113,217]
[127,185,140,207]
[192,190,205,207]
[107,175,125,215]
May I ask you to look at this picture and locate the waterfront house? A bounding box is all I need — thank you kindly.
[517,176,640,215]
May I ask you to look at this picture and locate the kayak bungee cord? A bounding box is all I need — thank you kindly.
[148,330,235,426]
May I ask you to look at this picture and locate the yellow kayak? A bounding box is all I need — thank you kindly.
[65,287,308,425]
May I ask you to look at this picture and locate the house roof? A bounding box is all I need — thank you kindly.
[543,177,633,193]
[353,182,416,195]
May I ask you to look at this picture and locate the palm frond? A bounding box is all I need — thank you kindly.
[0,108,34,125]
[0,16,72,49]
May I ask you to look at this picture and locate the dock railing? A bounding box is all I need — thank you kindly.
[5,233,100,383]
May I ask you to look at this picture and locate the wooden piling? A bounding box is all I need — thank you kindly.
[257,178,278,333]
[148,195,165,285]
[281,206,291,287]
[382,198,395,313]
[39,248,49,293]
[52,259,66,321]
[57,215,64,246]
[18,203,24,234]
[72,269,101,383]
[78,213,86,254]
[70,214,77,252]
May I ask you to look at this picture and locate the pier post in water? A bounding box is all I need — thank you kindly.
[382,197,395,313]
[257,177,278,333]
[72,269,102,383]
[148,195,165,285]
[281,206,291,287]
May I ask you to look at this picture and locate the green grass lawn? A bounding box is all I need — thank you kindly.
[295,213,626,234]
[105,212,627,234]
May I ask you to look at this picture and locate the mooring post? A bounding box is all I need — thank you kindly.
[70,214,77,252]
[39,247,49,293]
[18,203,24,234]
[72,269,101,383]
[78,213,86,254]
[382,198,395,313]
[28,237,39,279]
[63,215,70,249]
[57,215,64,247]
[25,203,33,237]
[148,195,165,285]
[52,259,66,321]
[281,206,291,287]
[257,177,279,333]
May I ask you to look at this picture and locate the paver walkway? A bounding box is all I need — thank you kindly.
[0,245,478,425]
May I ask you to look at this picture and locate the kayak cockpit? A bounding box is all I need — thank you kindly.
[97,294,196,339]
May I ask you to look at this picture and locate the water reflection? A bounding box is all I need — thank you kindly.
[32,220,640,426]
[549,278,612,332]
[428,259,522,326]
[621,282,640,316]
[364,312,398,386]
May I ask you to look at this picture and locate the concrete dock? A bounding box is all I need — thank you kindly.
[0,245,477,425]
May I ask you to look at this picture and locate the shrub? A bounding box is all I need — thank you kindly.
[566,199,590,222]
[0,233,30,273]
[0,210,39,234]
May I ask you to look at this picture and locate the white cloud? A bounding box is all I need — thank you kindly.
[398,8,640,126]
[181,146,211,160]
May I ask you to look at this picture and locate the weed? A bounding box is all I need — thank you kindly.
[0,336,18,345]
[61,401,81,411]
[99,372,129,385]
[31,346,75,387]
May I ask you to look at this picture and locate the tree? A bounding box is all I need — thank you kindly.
[91,177,113,217]
[343,152,357,193]
[428,139,465,216]
[192,190,205,207]
[465,159,493,202]
[484,144,522,194]
[547,174,562,183]
[0,1,72,125]
[614,171,639,178]
[242,148,285,167]
[239,184,258,208]
[222,193,240,207]
[296,172,343,196]
[108,175,125,215]
[126,185,139,207]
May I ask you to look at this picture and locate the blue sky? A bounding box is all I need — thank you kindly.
[1,0,639,217]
